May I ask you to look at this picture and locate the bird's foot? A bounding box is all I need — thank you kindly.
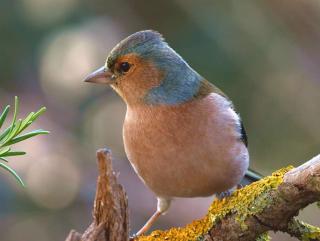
[129,234,138,241]
[216,191,232,200]
[216,186,237,200]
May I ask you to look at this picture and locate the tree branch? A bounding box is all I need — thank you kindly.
[65,151,320,241]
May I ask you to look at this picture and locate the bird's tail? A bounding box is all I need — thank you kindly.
[240,168,263,186]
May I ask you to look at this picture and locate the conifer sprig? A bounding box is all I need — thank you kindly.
[0,97,49,186]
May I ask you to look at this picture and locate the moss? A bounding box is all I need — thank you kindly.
[136,166,293,241]
[256,232,271,241]
[288,219,320,241]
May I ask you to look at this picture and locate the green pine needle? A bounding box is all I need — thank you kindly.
[1,151,26,157]
[0,96,49,186]
[0,157,9,162]
[0,162,25,186]
[0,105,10,129]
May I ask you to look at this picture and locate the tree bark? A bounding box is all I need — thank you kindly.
[65,150,320,241]
[65,148,129,241]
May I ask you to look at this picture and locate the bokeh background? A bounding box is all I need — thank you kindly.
[1,1,320,240]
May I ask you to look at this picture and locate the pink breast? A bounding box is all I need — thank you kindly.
[123,93,249,198]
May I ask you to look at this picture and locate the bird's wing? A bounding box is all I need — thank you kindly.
[196,80,262,184]
[239,121,248,147]
[193,79,229,101]
[194,79,248,146]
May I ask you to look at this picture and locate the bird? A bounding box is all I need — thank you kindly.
[84,30,260,236]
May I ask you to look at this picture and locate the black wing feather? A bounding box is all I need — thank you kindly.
[240,121,248,147]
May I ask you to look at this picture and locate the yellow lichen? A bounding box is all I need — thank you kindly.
[288,219,320,241]
[256,232,271,241]
[136,166,293,241]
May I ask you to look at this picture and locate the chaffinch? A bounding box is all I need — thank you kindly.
[85,30,260,236]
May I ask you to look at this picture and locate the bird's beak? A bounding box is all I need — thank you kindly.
[84,66,114,84]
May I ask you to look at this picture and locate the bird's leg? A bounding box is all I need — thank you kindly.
[135,197,171,236]
[135,210,162,236]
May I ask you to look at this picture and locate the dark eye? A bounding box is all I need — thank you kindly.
[119,62,130,73]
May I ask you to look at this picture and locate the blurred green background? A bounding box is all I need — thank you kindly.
[1,1,320,240]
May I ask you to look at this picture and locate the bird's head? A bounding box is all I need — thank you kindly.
[85,30,203,106]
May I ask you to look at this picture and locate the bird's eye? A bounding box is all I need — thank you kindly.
[119,62,131,73]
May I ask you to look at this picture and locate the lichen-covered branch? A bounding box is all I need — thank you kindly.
[137,154,320,241]
[286,218,320,241]
[65,151,320,241]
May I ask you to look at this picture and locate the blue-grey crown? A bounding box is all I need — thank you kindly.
[107,30,165,68]
[107,30,203,105]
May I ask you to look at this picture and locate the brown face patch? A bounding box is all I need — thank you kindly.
[110,53,164,106]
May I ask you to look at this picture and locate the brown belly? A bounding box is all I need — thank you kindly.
[123,94,249,198]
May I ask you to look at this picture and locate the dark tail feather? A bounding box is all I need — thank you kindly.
[240,169,263,186]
